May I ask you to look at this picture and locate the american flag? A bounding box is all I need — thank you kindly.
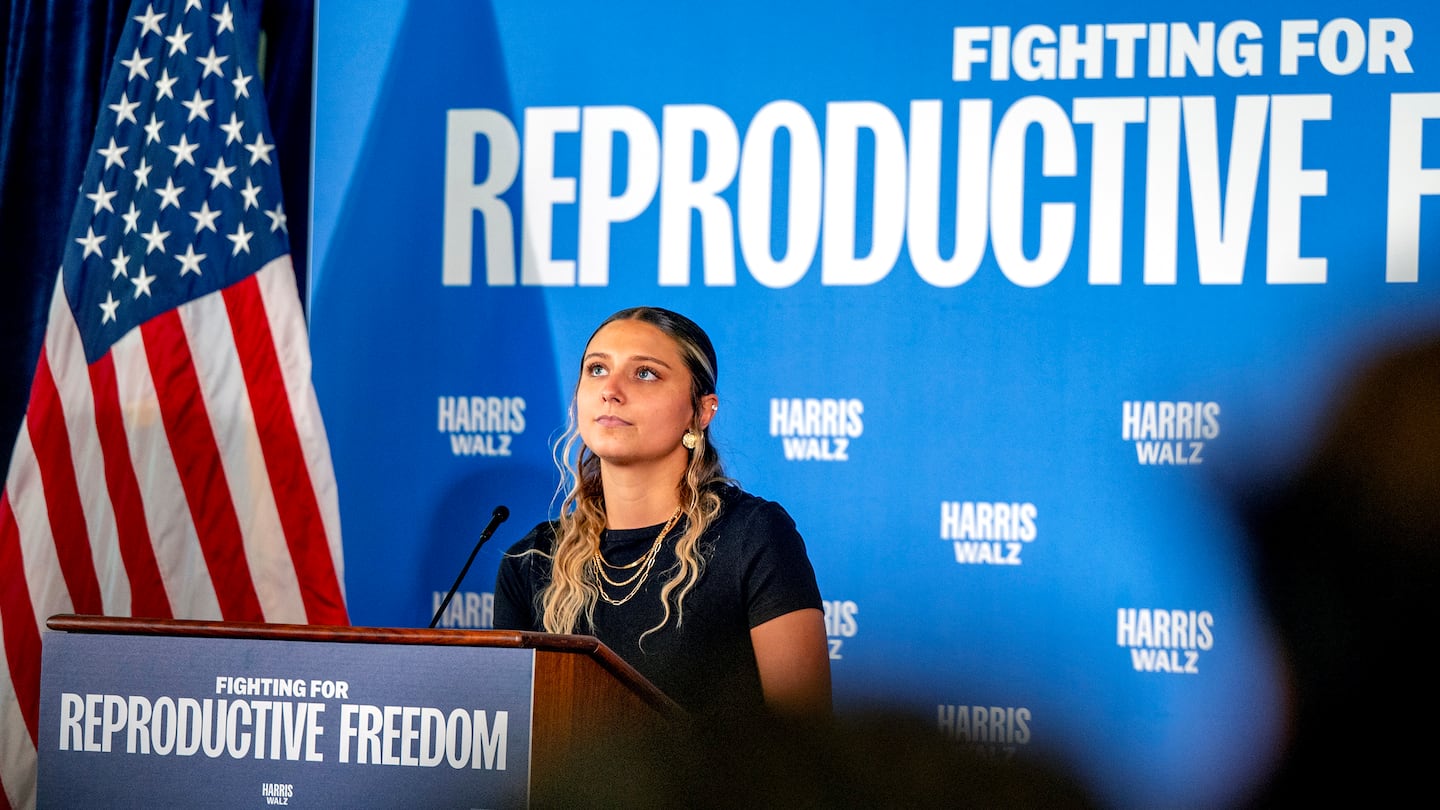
[0,2,348,806]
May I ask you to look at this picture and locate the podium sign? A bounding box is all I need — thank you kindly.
[38,630,535,808]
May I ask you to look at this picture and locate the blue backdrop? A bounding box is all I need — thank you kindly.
[309,2,1440,806]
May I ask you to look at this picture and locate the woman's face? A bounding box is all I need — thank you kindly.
[576,318,715,468]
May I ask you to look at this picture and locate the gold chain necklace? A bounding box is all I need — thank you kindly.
[592,508,681,606]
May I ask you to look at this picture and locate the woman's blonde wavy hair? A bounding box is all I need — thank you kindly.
[536,307,731,641]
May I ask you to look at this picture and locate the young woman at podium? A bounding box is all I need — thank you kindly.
[494,306,831,724]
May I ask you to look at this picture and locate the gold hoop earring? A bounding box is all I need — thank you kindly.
[681,431,699,450]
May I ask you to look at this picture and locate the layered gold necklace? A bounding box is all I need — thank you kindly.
[592,508,682,606]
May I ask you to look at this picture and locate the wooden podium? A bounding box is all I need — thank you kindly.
[39,614,684,808]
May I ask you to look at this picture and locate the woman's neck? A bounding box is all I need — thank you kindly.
[599,459,684,529]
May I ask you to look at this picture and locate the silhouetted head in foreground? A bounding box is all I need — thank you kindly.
[1239,335,1440,806]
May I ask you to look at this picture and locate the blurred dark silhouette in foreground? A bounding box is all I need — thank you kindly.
[1239,335,1440,806]
[537,710,1098,809]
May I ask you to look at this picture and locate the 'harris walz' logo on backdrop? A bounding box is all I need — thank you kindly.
[940,501,1037,565]
[1117,608,1214,674]
[261,782,294,805]
[1122,400,1220,465]
[431,590,494,629]
[438,396,526,457]
[770,398,863,461]
[823,598,859,660]
[936,704,1032,758]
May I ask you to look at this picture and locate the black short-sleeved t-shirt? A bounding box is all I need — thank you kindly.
[493,484,822,720]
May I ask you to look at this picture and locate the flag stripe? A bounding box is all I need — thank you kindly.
[111,329,223,620]
[44,279,132,617]
[24,354,103,616]
[224,274,347,623]
[179,284,307,622]
[0,636,33,810]
[88,353,174,618]
[5,427,74,636]
[0,493,39,810]
[140,310,263,620]
[0,495,42,745]
[257,261,347,598]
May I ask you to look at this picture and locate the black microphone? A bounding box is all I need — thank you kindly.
[429,505,510,628]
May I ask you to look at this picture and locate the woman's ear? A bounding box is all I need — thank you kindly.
[699,394,719,430]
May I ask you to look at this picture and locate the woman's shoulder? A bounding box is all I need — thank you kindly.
[713,483,798,533]
[502,519,560,555]
[708,484,817,593]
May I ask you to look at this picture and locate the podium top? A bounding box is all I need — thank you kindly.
[46,613,683,719]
